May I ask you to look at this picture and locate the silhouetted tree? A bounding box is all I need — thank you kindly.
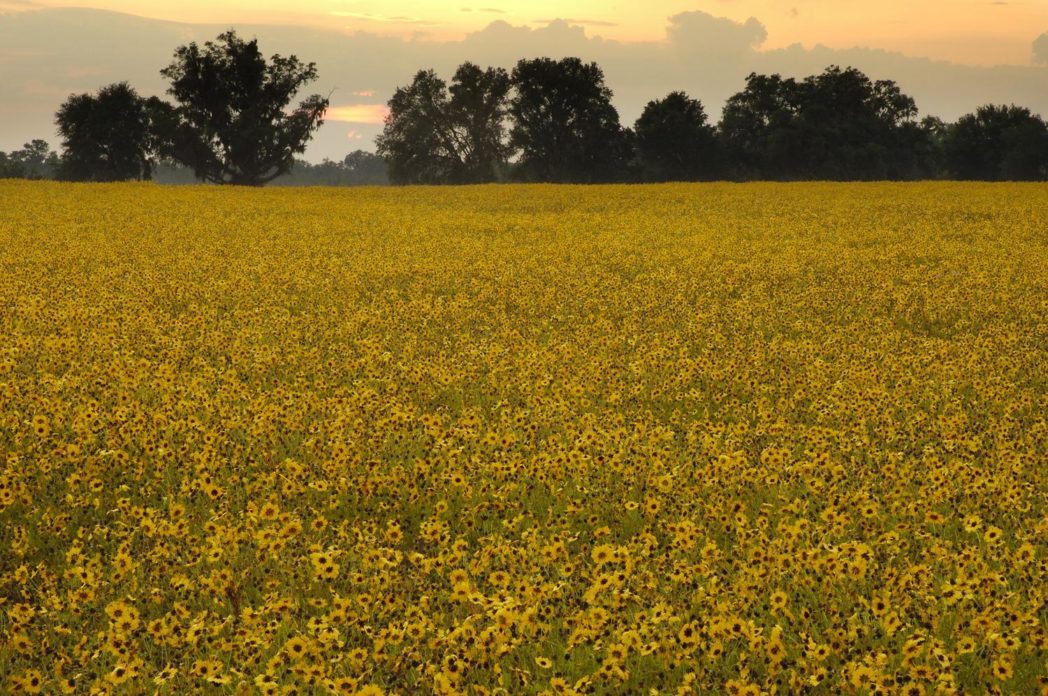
[55,83,160,182]
[719,73,802,179]
[634,92,720,181]
[509,57,632,183]
[0,140,59,179]
[377,70,452,184]
[158,30,329,186]
[450,63,513,182]
[943,105,1048,180]
[377,63,511,185]
[721,66,924,180]
[795,66,920,179]
[22,140,60,179]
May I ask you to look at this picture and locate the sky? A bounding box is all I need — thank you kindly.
[14,0,1048,65]
[2,1,1047,160]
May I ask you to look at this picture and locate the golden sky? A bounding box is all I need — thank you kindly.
[21,0,1048,65]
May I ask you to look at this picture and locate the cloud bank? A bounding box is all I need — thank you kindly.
[666,12,768,56]
[1035,32,1048,65]
[1,8,1046,161]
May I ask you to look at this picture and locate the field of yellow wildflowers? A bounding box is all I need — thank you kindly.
[0,181,1046,695]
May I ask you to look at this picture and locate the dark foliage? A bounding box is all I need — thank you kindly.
[158,30,329,186]
[719,73,800,179]
[54,83,161,182]
[635,92,721,182]
[377,63,511,185]
[720,66,939,180]
[28,48,1048,186]
[0,140,59,179]
[509,58,633,183]
[943,105,1048,180]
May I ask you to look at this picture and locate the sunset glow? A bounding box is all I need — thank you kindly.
[325,104,389,124]
[17,0,1048,66]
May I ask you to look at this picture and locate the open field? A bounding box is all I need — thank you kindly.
[0,181,1046,694]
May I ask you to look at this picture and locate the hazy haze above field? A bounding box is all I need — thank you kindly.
[2,1,1047,161]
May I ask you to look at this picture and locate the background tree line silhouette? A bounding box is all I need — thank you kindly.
[1,30,1046,185]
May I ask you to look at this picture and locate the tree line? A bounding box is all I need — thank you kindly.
[2,31,339,187]
[2,30,1046,185]
[4,31,390,186]
[149,152,389,186]
[0,140,59,180]
[379,59,1048,183]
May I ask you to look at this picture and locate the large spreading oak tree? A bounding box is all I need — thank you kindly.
[159,31,329,186]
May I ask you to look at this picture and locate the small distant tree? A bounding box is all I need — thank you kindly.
[634,92,720,181]
[55,83,161,182]
[342,150,389,185]
[274,151,389,186]
[0,140,59,179]
[509,57,632,183]
[15,140,59,179]
[0,151,16,178]
[159,30,329,186]
[377,63,511,185]
[943,105,1048,180]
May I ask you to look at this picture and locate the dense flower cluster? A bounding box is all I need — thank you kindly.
[0,181,1045,694]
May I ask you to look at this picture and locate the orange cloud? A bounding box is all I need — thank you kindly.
[325,104,389,124]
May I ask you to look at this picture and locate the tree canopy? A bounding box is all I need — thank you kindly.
[0,140,58,180]
[943,105,1048,180]
[158,30,329,186]
[509,58,632,183]
[634,92,720,182]
[377,63,511,185]
[720,66,935,180]
[54,83,162,182]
